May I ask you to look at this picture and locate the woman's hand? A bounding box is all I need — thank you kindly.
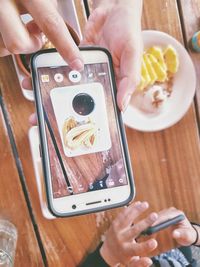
[153,207,198,246]
[0,0,83,70]
[81,0,143,110]
[100,201,158,266]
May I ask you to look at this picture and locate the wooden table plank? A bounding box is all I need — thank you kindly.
[177,0,200,120]
[135,0,200,219]
[0,0,200,266]
[0,97,44,266]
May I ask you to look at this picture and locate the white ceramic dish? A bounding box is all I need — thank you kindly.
[123,30,196,132]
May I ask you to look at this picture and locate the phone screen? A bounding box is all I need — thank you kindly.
[37,62,128,199]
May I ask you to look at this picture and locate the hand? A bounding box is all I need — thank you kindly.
[154,207,198,246]
[100,201,158,266]
[0,0,83,70]
[81,1,143,110]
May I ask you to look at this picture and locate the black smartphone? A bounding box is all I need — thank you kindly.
[31,47,135,217]
[141,214,185,236]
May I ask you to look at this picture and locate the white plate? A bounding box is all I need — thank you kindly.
[123,30,196,132]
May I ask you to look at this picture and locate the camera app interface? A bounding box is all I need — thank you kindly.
[38,62,128,198]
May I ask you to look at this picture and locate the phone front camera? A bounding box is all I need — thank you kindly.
[72,204,77,210]
[72,93,95,116]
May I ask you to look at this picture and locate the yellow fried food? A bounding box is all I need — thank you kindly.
[147,46,167,71]
[148,54,167,82]
[143,54,158,85]
[163,45,179,74]
[62,117,77,145]
[66,123,97,149]
[138,58,152,91]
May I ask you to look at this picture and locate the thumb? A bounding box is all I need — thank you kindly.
[172,228,197,246]
[117,38,143,111]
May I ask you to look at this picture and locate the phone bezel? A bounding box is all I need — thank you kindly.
[31,47,135,217]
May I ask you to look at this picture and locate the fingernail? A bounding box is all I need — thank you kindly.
[149,212,158,221]
[146,259,153,266]
[173,230,181,238]
[134,201,141,207]
[149,239,157,248]
[141,201,149,209]
[122,93,132,112]
[70,58,84,71]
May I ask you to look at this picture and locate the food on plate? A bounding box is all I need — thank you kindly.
[163,45,179,74]
[142,54,157,87]
[62,117,97,150]
[133,85,168,113]
[147,46,167,71]
[138,45,179,91]
[136,45,179,113]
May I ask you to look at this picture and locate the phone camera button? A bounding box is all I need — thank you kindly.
[54,73,64,83]
[69,70,81,83]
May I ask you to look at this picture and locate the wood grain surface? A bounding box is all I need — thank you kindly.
[0,100,44,266]
[137,0,200,220]
[178,0,200,119]
[0,0,200,266]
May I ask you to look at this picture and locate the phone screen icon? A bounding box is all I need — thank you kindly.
[41,74,49,83]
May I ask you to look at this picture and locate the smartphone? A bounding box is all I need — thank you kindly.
[31,47,135,217]
[141,214,185,236]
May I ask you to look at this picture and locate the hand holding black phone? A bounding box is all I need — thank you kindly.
[141,214,185,236]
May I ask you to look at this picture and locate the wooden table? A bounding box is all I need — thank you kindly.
[0,0,200,266]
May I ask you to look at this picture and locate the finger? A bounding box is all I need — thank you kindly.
[0,1,43,54]
[29,113,37,126]
[24,0,84,71]
[124,212,158,239]
[82,7,107,44]
[0,34,10,56]
[172,228,197,246]
[18,0,57,14]
[117,38,143,111]
[115,202,149,229]
[128,257,152,267]
[22,77,32,90]
[125,238,157,257]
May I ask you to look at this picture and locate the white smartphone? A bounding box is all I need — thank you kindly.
[31,47,135,217]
